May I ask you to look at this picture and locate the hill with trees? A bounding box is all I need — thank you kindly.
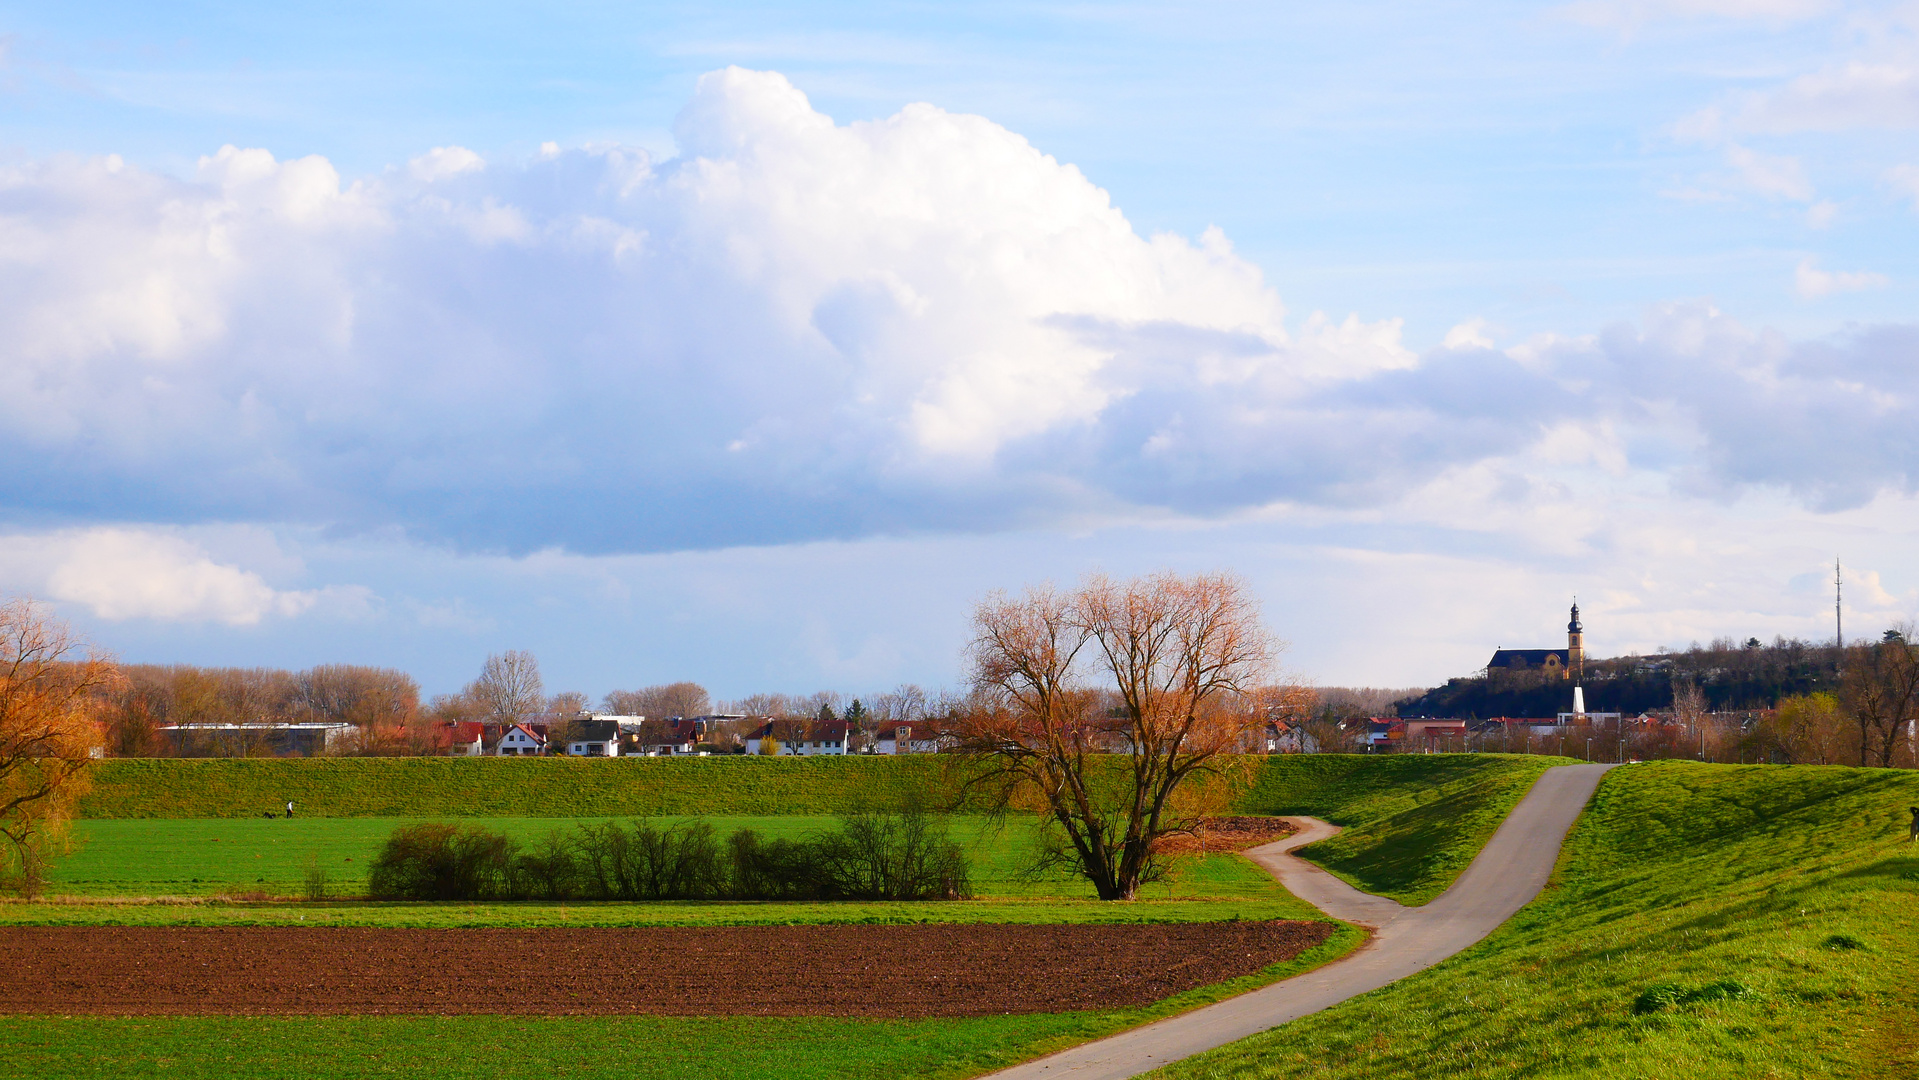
[1397,636,1849,719]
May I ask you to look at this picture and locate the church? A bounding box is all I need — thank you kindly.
[1486,603,1584,680]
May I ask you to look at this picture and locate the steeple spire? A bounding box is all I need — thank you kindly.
[1567,599,1584,681]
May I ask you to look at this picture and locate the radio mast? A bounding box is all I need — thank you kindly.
[1834,558,1843,650]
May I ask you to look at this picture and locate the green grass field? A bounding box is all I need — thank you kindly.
[1153,760,1919,1080]
[1236,753,1569,904]
[38,814,1292,905]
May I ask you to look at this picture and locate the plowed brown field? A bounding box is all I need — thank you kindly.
[0,921,1331,1017]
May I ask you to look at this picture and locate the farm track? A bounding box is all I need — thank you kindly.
[0,921,1330,1017]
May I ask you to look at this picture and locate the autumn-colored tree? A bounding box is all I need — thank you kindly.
[1750,692,1851,765]
[0,598,119,895]
[1841,629,1919,768]
[954,572,1275,900]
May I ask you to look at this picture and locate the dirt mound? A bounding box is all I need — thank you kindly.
[1153,817,1298,855]
[0,921,1331,1017]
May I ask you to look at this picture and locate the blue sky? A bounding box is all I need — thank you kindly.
[1,1,1916,701]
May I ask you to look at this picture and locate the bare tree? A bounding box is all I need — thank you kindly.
[953,572,1274,901]
[0,598,119,895]
[600,681,710,719]
[291,665,420,727]
[469,651,545,726]
[1841,628,1919,768]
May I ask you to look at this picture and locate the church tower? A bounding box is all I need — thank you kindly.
[1567,601,1584,681]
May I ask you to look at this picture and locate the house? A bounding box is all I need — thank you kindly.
[440,721,486,756]
[1261,719,1318,754]
[624,717,707,756]
[745,720,850,756]
[1402,718,1468,750]
[874,722,949,755]
[497,723,546,756]
[566,718,623,757]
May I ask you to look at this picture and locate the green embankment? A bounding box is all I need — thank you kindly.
[1235,753,1569,904]
[1156,761,1919,1080]
[78,755,983,819]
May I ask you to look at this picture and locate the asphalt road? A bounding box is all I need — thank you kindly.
[979,762,1616,1080]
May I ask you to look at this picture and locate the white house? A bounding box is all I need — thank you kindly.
[745,720,849,756]
[498,723,547,756]
[1261,721,1319,754]
[874,722,948,754]
[567,718,622,757]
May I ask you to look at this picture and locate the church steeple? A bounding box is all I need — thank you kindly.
[1567,600,1584,680]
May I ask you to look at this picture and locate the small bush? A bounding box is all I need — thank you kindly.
[810,808,972,900]
[369,823,515,900]
[302,854,328,902]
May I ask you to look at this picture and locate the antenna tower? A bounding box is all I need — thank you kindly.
[1834,558,1843,650]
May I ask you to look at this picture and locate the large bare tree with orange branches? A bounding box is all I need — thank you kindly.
[0,598,118,895]
[955,572,1275,900]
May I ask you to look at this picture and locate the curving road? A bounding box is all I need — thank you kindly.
[979,762,1616,1080]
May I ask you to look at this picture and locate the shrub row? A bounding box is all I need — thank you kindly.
[368,810,974,902]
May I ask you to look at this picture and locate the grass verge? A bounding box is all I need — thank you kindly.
[1234,753,1569,904]
[1151,760,1919,1079]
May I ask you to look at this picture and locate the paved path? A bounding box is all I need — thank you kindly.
[980,763,1615,1080]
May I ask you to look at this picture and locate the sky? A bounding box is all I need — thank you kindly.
[1,0,1916,702]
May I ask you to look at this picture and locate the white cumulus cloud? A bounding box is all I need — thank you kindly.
[0,528,336,625]
[0,68,1917,555]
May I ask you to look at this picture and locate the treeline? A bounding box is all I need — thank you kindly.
[103,663,428,757]
[365,810,972,902]
[95,639,967,757]
[1398,636,1852,719]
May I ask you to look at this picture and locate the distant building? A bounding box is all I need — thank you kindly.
[158,723,353,757]
[1487,603,1584,681]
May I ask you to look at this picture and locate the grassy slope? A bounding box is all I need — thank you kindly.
[1155,761,1919,1080]
[78,756,984,818]
[1235,753,1569,904]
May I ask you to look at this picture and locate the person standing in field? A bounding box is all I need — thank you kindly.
[1908,807,1917,842]
[286,800,295,819]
